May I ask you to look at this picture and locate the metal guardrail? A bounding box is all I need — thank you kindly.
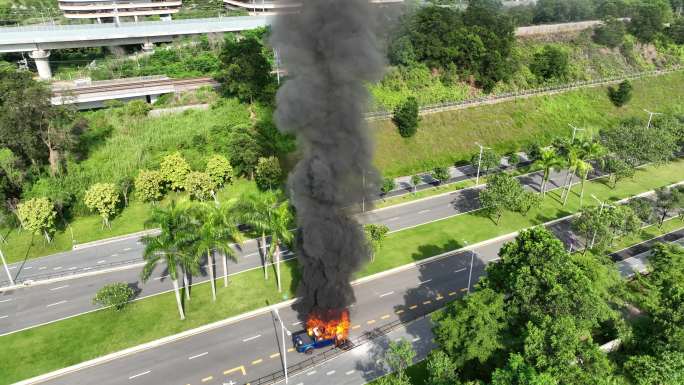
[0,257,143,287]
[365,67,683,120]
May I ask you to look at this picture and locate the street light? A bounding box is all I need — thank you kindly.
[589,194,615,249]
[0,248,14,286]
[272,308,291,384]
[475,143,491,186]
[644,109,662,129]
[568,123,585,142]
[464,241,475,295]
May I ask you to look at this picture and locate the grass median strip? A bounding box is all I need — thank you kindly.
[0,160,682,384]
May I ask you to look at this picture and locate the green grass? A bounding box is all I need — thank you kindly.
[1,160,681,384]
[369,359,429,385]
[608,218,684,254]
[2,179,259,265]
[372,71,684,177]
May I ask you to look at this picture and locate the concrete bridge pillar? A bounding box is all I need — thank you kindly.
[29,49,52,80]
[142,41,155,53]
[160,14,172,21]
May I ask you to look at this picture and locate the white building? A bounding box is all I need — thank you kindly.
[58,0,182,23]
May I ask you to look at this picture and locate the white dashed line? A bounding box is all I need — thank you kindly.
[39,266,46,270]
[111,254,119,257]
[128,370,151,380]
[24,266,32,270]
[420,279,433,284]
[418,209,431,214]
[0,299,13,303]
[345,370,355,375]
[53,266,62,270]
[291,321,302,326]
[454,268,467,273]
[188,352,208,360]
[8,266,16,270]
[0,315,8,319]
[387,217,399,222]
[306,371,317,376]
[123,248,132,251]
[97,260,106,264]
[326,370,336,376]
[68,267,77,271]
[379,291,394,298]
[154,275,169,281]
[83,267,92,271]
[49,285,69,291]
[242,334,261,342]
[412,336,421,342]
[46,300,67,308]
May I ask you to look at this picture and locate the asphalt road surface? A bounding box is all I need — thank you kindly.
[0,168,579,335]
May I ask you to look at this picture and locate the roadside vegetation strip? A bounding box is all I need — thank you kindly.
[372,71,684,178]
[0,160,681,384]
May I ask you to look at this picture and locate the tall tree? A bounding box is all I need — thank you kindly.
[533,147,564,196]
[216,35,274,104]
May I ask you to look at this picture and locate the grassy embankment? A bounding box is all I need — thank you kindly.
[1,159,682,384]
[372,71,684,177]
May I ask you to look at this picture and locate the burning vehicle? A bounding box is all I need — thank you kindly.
[293,309,352,354]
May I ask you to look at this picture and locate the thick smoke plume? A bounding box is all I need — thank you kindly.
[271,0,385,316]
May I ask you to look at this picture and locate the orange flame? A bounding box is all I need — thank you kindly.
[306,308,350,342]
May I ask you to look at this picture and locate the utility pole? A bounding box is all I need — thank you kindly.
[644,109,662,129]
[273,308,290,384]
[274,49,281,85]
[475,143,490,185]
[464,241,474,295]
[569,123,585,143]
[0,248,14,286]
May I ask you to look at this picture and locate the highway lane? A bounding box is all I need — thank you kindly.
[0,169,589,335]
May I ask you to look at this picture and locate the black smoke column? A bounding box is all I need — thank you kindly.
[271,0,385,316]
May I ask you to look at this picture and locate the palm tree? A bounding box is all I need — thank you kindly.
[533,147,564,196]
[266,200,294,292]
[575,159,594,208]
[561,146,581,206]
[235,191,279,280]
[141,202,195,320]
[188,203,243,301]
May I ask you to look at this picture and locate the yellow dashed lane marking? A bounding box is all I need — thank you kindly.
[352,324,361,329]
[270,353,280,359]
[251,359,263,365]
[409,305,418,310]
[201,376,213,382]
[423,300,432,305]
[287,348,295,353]
[448,291,457,296]
[223,366,246,376]
[381,314,390,320]
[367,319,376,325]
[460,288,468,292]
[395,309,404,314]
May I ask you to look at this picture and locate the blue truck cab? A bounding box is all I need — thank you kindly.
[292,330,336,354]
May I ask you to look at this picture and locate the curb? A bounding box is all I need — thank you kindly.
[71,229,160,250]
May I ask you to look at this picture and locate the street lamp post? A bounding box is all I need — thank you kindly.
[589,194,615,249]
[475,143,490,185]
[273,308,291,384]
[464,241,475,295]
[569,123,585,142]
[644,109,662,129]
[0,248,14,286]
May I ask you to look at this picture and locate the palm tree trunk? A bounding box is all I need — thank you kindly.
[207,250,216,301]
[275,243,282,293]
[579,177,586,207]
[171,279,185,320]
[183,268,190,301]
[563,175,574,206]
[222,251,229,288]
[261,232,268,280]
[561,171,572,200]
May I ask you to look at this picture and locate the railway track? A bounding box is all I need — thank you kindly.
[52,77,217,96]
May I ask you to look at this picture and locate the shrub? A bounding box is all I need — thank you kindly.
[593,18,626,48]
[381,177,396,195]
[159,152,191,191]
[254,156,282,191]
[123,100,152,117]
[184,171,214,201]
[205,154,233,188]
[393,96,420,138]
[84,183,120,228]
[607,80,633,107]
[17,197,57,242]
[507,152,520,166]
[92,282,135,311]
[432,166,450,184]
[135,170,164,203]
[530,45,569,81]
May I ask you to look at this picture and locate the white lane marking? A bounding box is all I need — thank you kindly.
[306,371,316,376]
[454,268,467,273]
[412,336,421,342]
[379,291,394,298]
[97,260,106,264]
[111,254,119,257]
[418,209,431,214]
[8,266,16,270]
[0,299,13,303]
[345,370,355,375]
[242,334,261,342]
[154,275,169,281]
[420,279,433,284]
[68,267,77,271]
[49,285,69,291]
[24,266,33,270]
[46,300,67,308]
[291,321,302,326]
[123,248,132,251]
[39,266,46,270]
[53,266,62,270]
[83,267,92,271]
[0,315,8,319]
[128,370,151,380]
[387,217,399,222]
[188,352,208,360]
[326,370,335,376]
[491,257,501,261]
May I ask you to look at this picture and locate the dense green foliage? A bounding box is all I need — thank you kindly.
[594,18,627,47]
[479,172,540,224]
[184,171,213,201]
[83,183,120,228]
[608,80,634,107]
[431,166,450,184]
[530,45,570,81]
[205,154,233,188]
[254,156,282,191]
[364,223,389,262]
[393,97,420,138]
[134,170,164,203]
[92,283,135,311]
[159,152,191,192]
[216,35,275,104]
[16,197,56,242]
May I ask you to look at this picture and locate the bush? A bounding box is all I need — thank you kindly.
[607,80,633,107]
[254,156,282,191]
[159,152,191,191]
[381,177,396,195]
[393,97,420,138]
[593,18,626,48]
[432,166,450,184]
[530,45,569,81]
[17,197,57,242]
[83,183,120,228]
[507,152,520,166]
[205,154,233,188]
[184,171,214,201]
[92,282,134,311]
[135,170,164,203]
